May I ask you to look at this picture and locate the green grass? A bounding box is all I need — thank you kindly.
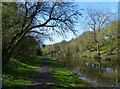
[46,56,90,88]
[3,55,90,89]
[3,56,41,88]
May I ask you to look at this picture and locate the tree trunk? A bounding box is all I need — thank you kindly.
[97,42,100,56]
[3,49,13,65]
[96,42,101,62]
[93,31,101,60]
[2,32,26,65]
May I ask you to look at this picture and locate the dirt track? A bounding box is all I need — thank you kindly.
[28,57,55,89]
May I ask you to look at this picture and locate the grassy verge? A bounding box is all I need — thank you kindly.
[3,55,90,89]
[45,56,90,88]
[3,56,41,88]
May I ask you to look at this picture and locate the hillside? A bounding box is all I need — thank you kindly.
[42,20,119,68]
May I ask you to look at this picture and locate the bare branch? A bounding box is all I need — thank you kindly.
[28,31,44,35]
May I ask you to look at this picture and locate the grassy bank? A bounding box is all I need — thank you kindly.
[3,55,90,89]
[45,56,90,88]
[3,56,41,88]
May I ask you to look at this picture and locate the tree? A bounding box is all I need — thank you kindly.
[85,6,115,58]
[100,20,119,54]
[79,31,95,52]
[2,2,81,65]
[14,35,40,58]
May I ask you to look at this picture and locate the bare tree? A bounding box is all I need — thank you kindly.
[2,2,81,65]
[85,6,115,58]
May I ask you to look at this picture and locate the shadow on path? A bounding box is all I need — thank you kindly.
[3,57,56,89]
[28,57,55,89]
[3,57,101,89]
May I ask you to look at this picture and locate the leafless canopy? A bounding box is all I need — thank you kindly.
[19,2,81,38]
[85,6,115,31]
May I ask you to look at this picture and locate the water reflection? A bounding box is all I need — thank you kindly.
[52,53,119,87]
[72,62,119,87]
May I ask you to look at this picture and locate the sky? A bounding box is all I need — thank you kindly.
[43,2,118,45]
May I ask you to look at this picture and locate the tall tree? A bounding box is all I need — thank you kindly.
[2,2,81,65]
[85,6,115,58]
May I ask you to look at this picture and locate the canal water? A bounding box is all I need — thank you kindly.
[53,54,120,87]
[70,61,120,87]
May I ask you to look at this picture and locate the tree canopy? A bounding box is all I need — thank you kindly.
[2,2,81,65]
